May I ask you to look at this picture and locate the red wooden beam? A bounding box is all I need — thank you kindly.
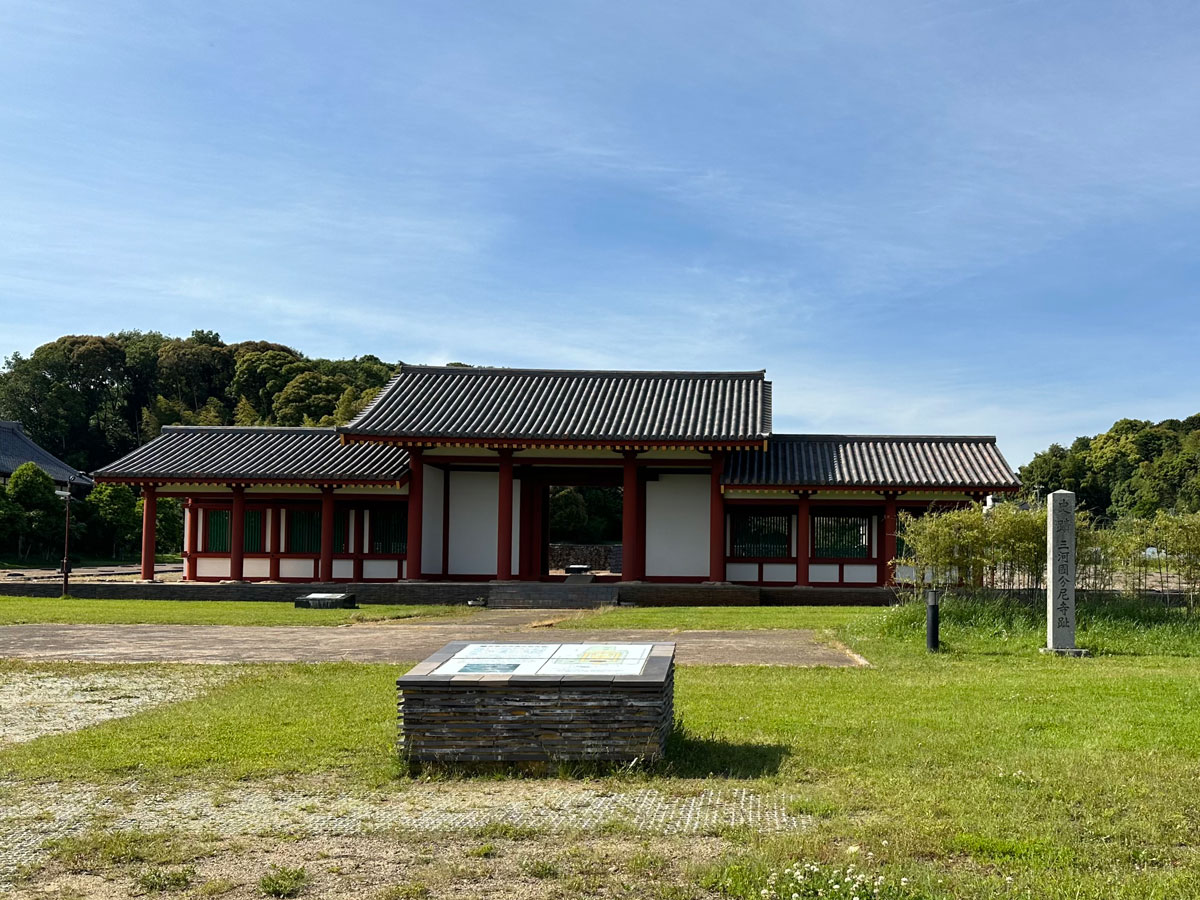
[709,453,725,582]
[184,500,198,582]
[230,485,246,582]
[622,452,643,581]
[319,487,335,582]
[407,448,424,579]
[796,492,811,587]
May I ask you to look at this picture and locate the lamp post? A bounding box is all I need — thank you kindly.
[56,474,77,598]
[925,588,941,652]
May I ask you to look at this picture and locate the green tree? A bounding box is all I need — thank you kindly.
[549,487,588,541]
[0,335,132,470]
[85,482,139,557]
[233,396,260,426]
[230,349,304,421]
[272,371,345,426]
[156,334,234,412]
[7,462,61,559]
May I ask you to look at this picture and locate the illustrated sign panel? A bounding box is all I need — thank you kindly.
[432,642,652,677]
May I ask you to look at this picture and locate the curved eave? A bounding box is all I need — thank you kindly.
[338,433,767,452]
[93,474,409,489]
[723,483,1021,494]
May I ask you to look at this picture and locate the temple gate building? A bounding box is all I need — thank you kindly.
[94,366,1020,586]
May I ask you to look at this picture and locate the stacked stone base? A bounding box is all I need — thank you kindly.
[398,645,675,763]
[399,673,673,762]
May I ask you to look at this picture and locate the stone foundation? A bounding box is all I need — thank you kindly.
[397,641,675,763]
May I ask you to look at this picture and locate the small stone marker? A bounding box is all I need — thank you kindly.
[1043,490,1089,657]
[295,592,357,609]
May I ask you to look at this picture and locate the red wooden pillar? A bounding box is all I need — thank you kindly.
[518,476,536,580]
[796,492,811,586]
[496,451,515,580]
[319,487,335,582]
[184,500,198,581]
[622,452,643,581]
[407,448,424,580]
[353,508,365,582]
[269,506,281,581]
[229,485,246,581]
[140,485,157,581]
[882,493,898,586]
[708,453,725,582]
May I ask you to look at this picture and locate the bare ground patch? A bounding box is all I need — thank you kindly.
[0,668,232,745]
[7,831,730,899]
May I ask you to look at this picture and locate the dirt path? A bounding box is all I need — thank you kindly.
[0,610,863,667]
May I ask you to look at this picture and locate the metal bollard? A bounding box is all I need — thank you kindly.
[926,588,941,652]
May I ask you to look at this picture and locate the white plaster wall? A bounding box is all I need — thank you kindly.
[280,558,315,579]
[763,563,797,583]
[844,564,879,583]
[332,559,354,580]
[645,474,709,577]
[422,464,445,575]
[448,470,499,575]
[243,558,270,579]
[364,559,399,580]
[197,558,230,579]
[725,562,758,582]
[809,563,840,583]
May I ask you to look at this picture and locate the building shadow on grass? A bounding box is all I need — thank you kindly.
[656,724,790,778]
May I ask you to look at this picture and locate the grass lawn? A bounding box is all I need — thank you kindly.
[0,553,182,570]
[552,604,880,631]
[3,598,1200,898]
[0,595,473,626]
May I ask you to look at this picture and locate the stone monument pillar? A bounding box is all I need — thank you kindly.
[1044,490,1088,657]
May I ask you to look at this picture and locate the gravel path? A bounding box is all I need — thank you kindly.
[0,614,863,667]
[0,779,808,882]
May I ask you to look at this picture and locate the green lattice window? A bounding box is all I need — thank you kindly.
[812,514,872,558]
[333,511,349,554]
[287,509,321,554]
[243,509,264,553]
[370,507,407,555]
[205,509,231,553]
[729,510,790,558]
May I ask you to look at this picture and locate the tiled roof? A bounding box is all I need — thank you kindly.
[340,366,771,445]
[0,421,92,486]
[93,426,409,484]
[724,434,1020,491]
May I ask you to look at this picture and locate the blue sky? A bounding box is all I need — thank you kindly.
[2,1,1199,466]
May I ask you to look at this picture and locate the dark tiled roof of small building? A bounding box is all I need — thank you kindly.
[340,365,771,445]
[724,434,1020,491]
[0,421,92,486]
[93,426,410,484]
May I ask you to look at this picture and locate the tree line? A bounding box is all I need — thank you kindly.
[1019,415,1200,519]
[0,330,400,563]
[0,330,400,475]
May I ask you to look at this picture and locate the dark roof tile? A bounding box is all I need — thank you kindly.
[340,366,770,444]
[0,421,91,486]
[94,426,409,483]
[724,434,1020,491]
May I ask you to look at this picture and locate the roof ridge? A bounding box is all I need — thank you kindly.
[160,425,336,434]
[397,364,768,378]
[770,433,999,442]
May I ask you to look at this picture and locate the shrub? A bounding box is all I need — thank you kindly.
[258,865,308,898]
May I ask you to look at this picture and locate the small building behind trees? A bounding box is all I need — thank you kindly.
[0,421,91,490]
